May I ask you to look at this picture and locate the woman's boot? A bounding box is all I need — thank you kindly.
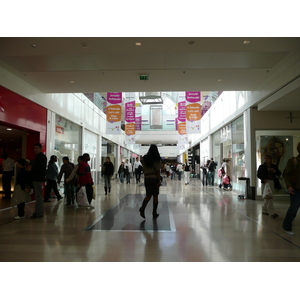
[108,187,111,193]
[139,197,150,219]
[152,202,159,218]
[104,187,107,195]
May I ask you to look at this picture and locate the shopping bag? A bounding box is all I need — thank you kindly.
[92,185,96,199]
[262,182,273,199]
[77,186,89,206]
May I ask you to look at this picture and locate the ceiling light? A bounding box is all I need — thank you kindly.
[135,42,142,46]
[31,44,37,48]
[243,40,250,44]
[70,81,75,84]
[218,79,223,82]
[7,128,12,130]
[188,40,196,45]
[82,43,88,48]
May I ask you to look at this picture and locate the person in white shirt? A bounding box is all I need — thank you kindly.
[133,157,143,183]
[124,159,133,184]
[2,153,15,199]
[176,163,183,180]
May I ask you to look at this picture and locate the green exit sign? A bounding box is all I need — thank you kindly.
[140,75,149,81]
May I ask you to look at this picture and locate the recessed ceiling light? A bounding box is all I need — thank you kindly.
[218,79,223,82]
[7,128,12,130]
[31,44,37,48]
[70,81,75,84]
[243,40,250,44]
[188,40,196,45]
[135,42,142,46]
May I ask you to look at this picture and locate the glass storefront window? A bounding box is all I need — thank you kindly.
[55,115,81,165]
[231,116,245,185]
[256,130,300,195]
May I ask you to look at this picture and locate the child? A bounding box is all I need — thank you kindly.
[12,158,32,220]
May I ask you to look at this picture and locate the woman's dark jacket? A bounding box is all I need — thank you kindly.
[257,163,281,184]
[102,162,114,176]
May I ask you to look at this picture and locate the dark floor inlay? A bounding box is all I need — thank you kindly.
[85,194,175,232]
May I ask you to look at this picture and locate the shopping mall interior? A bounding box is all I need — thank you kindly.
[0,31,300,298]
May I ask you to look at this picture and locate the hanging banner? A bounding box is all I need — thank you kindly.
[177,92,188,144]
[135,103,142,131]
[186,91,201,134]
[106,92,122,135]
[125,93,135,144]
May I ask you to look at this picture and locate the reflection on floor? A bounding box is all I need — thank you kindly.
[0,176,300,262]
[86,194,175,232]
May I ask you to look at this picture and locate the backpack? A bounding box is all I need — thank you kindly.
[218,167,225,178]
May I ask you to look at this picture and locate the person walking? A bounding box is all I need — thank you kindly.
[12,158,33,220]
[44,155,63,202]
[78,153,94,206]
[124,159,132,184]
[57,156,75,205]
[282,142,300,235]
[134,157,143,183]
[118,161,125,183]
[176,163,183,180]
[139,144,162,219]
[102,156,114,195]
[200,160,210,186]
[208,157,217,186]
[171,164,176,180]
[1,152,15,199]
[222,159,233,190]
[65,155,83,202]
[184,160,191,185]
[30,143,47,219]
[257,153,281,218]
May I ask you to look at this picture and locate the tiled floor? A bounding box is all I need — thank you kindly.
[1,175,300,262]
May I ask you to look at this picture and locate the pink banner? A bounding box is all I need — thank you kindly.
[107,92,122,104]
[186,91,200,103]
[125,101,135,123]
[135,116,142,130]
[178,101,186,122]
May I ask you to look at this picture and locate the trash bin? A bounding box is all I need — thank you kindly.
[238,177,250,199]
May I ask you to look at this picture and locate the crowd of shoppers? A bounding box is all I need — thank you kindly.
[7,141,300,236]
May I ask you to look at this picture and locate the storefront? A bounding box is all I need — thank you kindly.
[0,86,47,194]
[255,129,300,196]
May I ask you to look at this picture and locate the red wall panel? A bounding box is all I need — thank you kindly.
[0,85,47,158]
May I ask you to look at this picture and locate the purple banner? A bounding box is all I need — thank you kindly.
[107,92,122,104]
[178,101,186,122]
[125,101,135,122]
[186,91,200,103]
[135,116,142,130]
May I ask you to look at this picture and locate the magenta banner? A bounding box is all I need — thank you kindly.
[107,92,122,104]
[125,101,135,122]
[186,91,200,103]
[178,101,186,122]
[135,116,142,130]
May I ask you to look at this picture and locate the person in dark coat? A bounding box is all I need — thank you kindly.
[57,156,75,205]
[30,143,47,219]
[13,158,33,220]
[102,156,114,195]
[257,153,281,218]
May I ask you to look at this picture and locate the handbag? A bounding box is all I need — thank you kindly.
[274,176,282,190]
[77,186,89,206]
[262,182,273,199]
[11,184,32,206]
